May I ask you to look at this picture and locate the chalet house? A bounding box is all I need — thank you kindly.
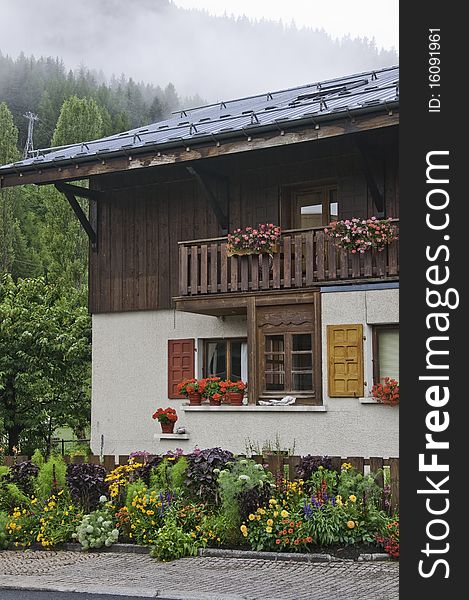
[0,66,399,458]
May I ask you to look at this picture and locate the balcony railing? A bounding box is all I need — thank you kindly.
[178,221,399,297]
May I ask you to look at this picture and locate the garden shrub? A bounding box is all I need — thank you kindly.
[150,516,199,562]
[9,461,39,496]
[337,465,382,507]
[104,462,144,502]
[73,502,119,550]
[66,463,108,512]
[185,447,233,502]
[217,459,273,543]
[35,454,67,501]
[31,449,45,469]
[376,515,399,559]
[127,486,175,545]
[0,467,29,512]
[0,511,9,549]
[36,491,82,548]
[296,455,332,481]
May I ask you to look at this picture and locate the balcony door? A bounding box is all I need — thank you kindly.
[282,184,338,229]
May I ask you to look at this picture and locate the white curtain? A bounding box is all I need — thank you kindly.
[378,329,399,381]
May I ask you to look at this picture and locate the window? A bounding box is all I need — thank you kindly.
[203,338,247,381]
[373,326,399,384]
[263,332,315,395]
[291,185,338,228]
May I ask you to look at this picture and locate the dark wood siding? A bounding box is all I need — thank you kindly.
[89,126,398,314]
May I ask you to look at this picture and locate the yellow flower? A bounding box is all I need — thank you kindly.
[269,499,277,505]
[248,514,255,521]
[347,520,355,529]
[191,532,196,538]
[266,519,273,526]
[265,526,272,533]
[349,495,357,503]
[273,511,279,517]
[342,462,353,471]
[9,523,16,530]
[281,510,289,518]
[240,525,248,537]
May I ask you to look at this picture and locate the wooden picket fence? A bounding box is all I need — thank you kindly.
[3,453,399,511]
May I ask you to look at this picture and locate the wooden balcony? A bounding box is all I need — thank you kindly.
[177,221,399,304]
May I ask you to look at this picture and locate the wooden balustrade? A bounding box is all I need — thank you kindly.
[178,222,399,296]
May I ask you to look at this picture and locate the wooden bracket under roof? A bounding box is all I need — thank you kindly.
[54,182,99,250]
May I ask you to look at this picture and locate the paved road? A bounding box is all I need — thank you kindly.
[0,592,175,600]
[0,550,399,600]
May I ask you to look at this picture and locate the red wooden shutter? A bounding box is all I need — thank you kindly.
[168,339,195,399]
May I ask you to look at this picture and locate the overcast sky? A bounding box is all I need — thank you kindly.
[1,0,399,101]
[173,0,399,50]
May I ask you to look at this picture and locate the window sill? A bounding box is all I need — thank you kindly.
[154,433,190,440]
[359,398,381,404]
[182,405,327,413]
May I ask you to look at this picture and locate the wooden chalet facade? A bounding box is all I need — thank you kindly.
[0,66,400,457]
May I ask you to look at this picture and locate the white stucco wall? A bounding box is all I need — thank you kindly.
[91,288,399,458]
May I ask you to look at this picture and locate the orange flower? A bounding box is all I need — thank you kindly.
[288,528,293,534]
[276,539,281,545]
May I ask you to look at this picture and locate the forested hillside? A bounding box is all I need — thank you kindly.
[0,52,204,151]
[0,53,205,290]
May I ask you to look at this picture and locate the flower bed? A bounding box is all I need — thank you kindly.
[0,450,399,561]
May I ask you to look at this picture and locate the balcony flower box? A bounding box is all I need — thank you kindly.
[325,217,398,254]
[226,223,281,257]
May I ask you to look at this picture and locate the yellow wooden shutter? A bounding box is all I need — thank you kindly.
[327,324,364,397]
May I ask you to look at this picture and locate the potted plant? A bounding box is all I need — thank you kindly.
[371,378,399,406]
[152,407,178,433]
[226,223,281,256]
[221,379,247,406]
[199,377,223,405]
[177,378,202,406]
[325,217,398,254]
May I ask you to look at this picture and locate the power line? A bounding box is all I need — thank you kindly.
[23,111,39,158]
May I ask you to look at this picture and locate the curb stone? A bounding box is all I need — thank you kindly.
[198,547,391,562]
[61,542,151,555]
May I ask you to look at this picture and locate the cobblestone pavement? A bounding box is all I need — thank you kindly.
[0,551,399,600]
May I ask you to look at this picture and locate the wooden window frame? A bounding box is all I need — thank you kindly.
[372,325,399,384]
[258,322,322,405]
[202,337,247,380]
[280,181,338,229]
[262,330,315,395]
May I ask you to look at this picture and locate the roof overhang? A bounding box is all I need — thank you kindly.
[0,105,398,189]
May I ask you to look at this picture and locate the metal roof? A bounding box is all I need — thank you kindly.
[0,65,399,176]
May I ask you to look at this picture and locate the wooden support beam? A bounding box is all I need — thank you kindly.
[186,166,228,231]
[247,297,257,405]
[54,181,103,201]
[354,139,384,214]
[55,184,98,250]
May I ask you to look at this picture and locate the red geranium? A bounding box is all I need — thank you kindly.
[177,378,200,397]
[220,379,247,393]
[372,378,399,406]
[152,407,178,424]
